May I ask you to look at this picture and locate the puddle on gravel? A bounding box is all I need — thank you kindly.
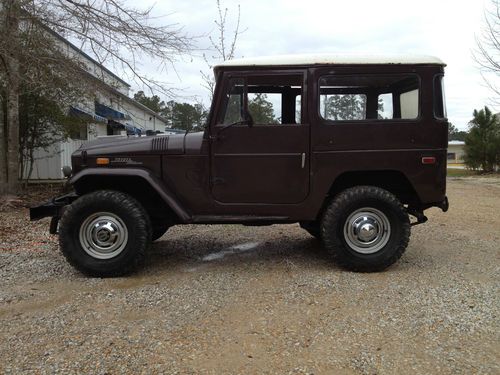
[201,242,261,262]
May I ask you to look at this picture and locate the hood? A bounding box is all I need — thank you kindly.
[76,132,204,156]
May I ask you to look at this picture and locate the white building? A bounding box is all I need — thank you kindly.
[448,141,465,164]
[26,31,168,180]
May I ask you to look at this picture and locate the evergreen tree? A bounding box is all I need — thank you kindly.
[323,94,366,120]
[464,106,500,171]
[248,93,278,124]
[133,91,165,114]
[162,101,207,132]
[448,123,468,141]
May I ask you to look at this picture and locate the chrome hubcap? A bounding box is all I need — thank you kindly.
[79,212,128,259]
[343,208,391,254]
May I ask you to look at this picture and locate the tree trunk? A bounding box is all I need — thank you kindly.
[3,0,20,194]
[0,1,8,194]
[0,94,7,194]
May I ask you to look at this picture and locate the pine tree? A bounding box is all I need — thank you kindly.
[464,106,500,172]
[248,94,278,124]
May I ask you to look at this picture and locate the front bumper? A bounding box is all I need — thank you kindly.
[30,192,79,234]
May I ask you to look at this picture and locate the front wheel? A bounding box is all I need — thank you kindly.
[59,190,152,277]
[321,186,410,272]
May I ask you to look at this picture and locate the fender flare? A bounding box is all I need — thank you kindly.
[69,168,191,222]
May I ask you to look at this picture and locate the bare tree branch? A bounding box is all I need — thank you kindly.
[473,0,500,106]
[0,0,196,194]
[200,0,245,100]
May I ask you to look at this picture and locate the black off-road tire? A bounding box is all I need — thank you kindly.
[152,221,170,241]
[321,186,410,272]
[300,221,321,239]
[59,190,152,277]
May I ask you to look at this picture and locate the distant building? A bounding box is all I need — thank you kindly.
[26,31,168,180]
[448,141,465,164]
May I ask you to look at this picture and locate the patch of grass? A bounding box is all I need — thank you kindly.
[446,168,480,178]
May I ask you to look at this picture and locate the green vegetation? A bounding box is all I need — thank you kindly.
[133,91,165,114]
[448,123,468,141]
[248,93,279,124]
[446,168,480,178]
[163,101,207,132]
[464,106,500,172]
[133,91,208,132]
[19,88,88,181]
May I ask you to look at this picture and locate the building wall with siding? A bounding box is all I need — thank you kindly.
[448,142,465,164]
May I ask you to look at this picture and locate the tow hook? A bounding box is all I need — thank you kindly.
[407,208,428,226]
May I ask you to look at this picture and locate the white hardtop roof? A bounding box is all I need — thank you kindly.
[215,54,445,68]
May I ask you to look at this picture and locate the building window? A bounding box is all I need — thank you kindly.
[69,123,88,141]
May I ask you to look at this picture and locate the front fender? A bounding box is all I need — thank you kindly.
[69,168,191,222]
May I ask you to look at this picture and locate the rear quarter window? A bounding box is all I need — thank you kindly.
[433,75,447,119]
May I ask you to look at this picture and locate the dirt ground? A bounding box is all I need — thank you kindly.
[0,178,499,374]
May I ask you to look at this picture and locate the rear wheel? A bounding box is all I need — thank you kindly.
[321,186,410,272]
[59,190,151,277]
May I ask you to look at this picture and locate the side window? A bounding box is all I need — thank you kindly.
[377,93,393,119]
[220,78,244,125]
[400,89,419,119]
[319,93,367,120]
[218,74,304,125]
[319,75,420,122]
[434,75,447,119]
[247,75,303,125]
[295,95,301,124]
[248,92,281,124]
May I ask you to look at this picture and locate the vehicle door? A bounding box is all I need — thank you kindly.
[210,71,310,204]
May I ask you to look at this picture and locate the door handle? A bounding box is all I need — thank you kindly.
[301,153,306,168]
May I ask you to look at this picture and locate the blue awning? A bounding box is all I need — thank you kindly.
[109,120,142,135]
[69,106,108,123]
[95,102,130,120]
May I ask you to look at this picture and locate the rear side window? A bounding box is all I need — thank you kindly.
[319,75,420,122]
[434,75,447,119]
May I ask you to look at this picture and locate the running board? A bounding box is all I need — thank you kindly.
[190,215,291,224]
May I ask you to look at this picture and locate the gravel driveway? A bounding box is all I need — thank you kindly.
[1,178,499,374]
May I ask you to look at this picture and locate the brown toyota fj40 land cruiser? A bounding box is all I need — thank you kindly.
[31,54,449,277]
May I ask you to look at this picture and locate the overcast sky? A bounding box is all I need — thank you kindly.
[127,0,495,130]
